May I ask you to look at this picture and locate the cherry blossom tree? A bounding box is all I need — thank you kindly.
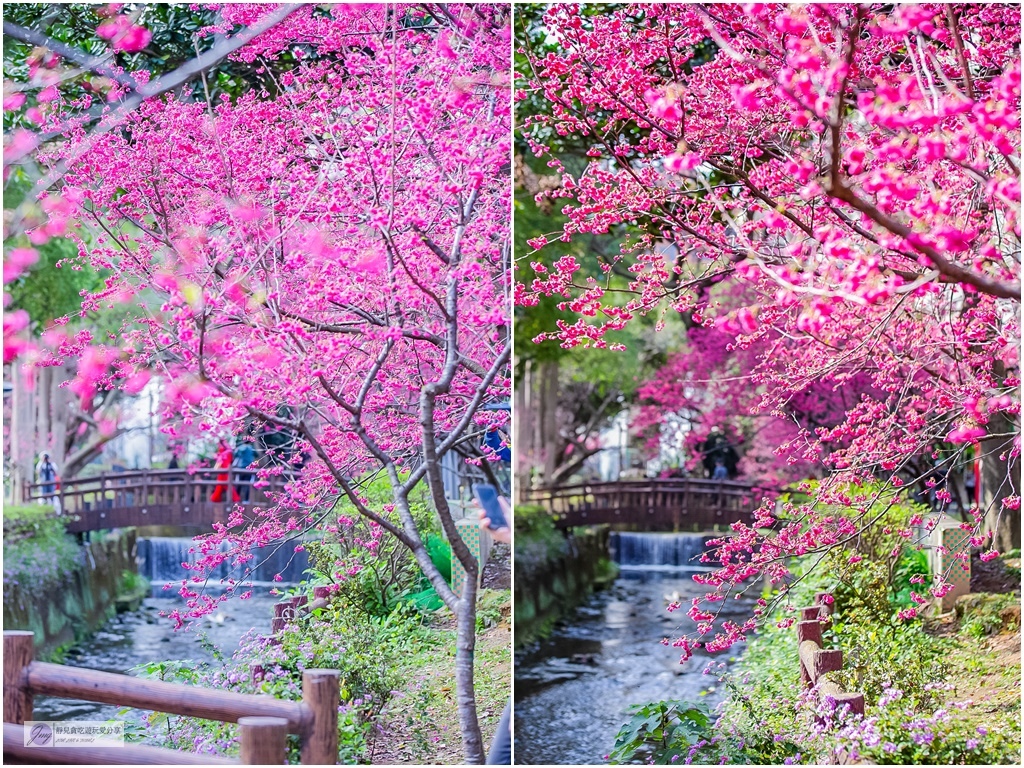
[5,4,510,761]
[633,300,881,487]
[517,3,1019,659]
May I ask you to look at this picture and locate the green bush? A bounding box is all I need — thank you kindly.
[954,593,1019,638]
[3,504,82,593]
[609,700,717,765]
[118,570,150,597]
[305,475,445,617]
[513,504,567,571]
[707,548,1019,765]
[475,588,510,631]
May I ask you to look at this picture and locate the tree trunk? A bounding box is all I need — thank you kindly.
[981,411,1021,552]
[515,357,561,497]
[454,582,484,763]
[513,364,532,503]
[538,358,559,485]
[8,363,35,502]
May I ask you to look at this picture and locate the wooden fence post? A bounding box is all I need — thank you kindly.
[829,691,865,716]
[812,648,843,681]
[238,716,288,765]
[800,606,822,621]
[796,620,822,687]
[4,631,34,724]
[796,619,822,645]
[814,593,835,616]
[301,669,340,765]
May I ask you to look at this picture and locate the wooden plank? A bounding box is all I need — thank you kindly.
[300,670,339,764]
[238,716,288,765]
[4,631,35,724]
[3,724,233,765]
[24,662,311,734]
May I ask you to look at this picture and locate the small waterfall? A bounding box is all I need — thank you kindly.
[609,532,712,570]
[137,538,310,594]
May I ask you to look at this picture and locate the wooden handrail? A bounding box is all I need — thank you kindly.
[3,723,233,765]
[523,478,769,529]
[20,468,298,532]
[527,478,761,494]
[24,662,311,734]
[4,631,338,765]
[23,468,295,495]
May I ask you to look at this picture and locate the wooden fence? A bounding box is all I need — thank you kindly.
[22,469,293,533]
[525,478,764,530]
[795,595,865,717]
[3,630,338,765]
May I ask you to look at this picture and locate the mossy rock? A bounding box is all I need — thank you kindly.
[999,603,1021,629]
[955,593,1021,635]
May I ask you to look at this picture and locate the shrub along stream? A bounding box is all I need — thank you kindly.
[608,490,1021,765]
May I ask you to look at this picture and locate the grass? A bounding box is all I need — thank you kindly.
[370,589,511,764]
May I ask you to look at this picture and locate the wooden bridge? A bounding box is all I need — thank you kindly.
[524,478,769,530]
[22,468,291,533]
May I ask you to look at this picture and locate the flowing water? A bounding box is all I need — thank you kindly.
[32,536,306,723]
[137,536,310,593]
[32,596,279,722]
[514,532,749,766]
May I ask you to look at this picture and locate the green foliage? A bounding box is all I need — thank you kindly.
[829,616,951,709]
[130,594,513,764]
[3,3,307,131]
[3,503,62,532]
[711,546,1020,765]
[782,481,933,623]
[2,505,82,592]
[475,589,510,631]
[306,474,443,618]
[891,548,930,609]
[608,700,715,765]
[117,569,149,597]
[128,601,434,762]
[512,504,567,571]
[955,593,1020,638]
[425,532,452,584]
[3,172,136,341]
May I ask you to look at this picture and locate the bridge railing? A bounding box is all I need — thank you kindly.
[23,468,294,532]
[525,478,765,529]
[3,630,338,764]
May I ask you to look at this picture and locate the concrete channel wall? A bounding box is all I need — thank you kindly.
[3,529,138,659]
[514,525,614,647]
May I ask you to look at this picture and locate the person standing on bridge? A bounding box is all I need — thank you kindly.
[233,438,257,504]
[36,452,61,512]
[211,440,240,504]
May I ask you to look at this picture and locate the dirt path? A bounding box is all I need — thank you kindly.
[370,623,511,764]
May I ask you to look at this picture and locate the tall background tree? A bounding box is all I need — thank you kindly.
[4,4,510,761]
[514,4,686,497]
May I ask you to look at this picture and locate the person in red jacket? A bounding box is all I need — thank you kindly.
[210,440,240,503]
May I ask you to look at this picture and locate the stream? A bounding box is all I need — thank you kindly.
[32,534,307,723]
[32,596,279,722]
[513,532,750,765]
